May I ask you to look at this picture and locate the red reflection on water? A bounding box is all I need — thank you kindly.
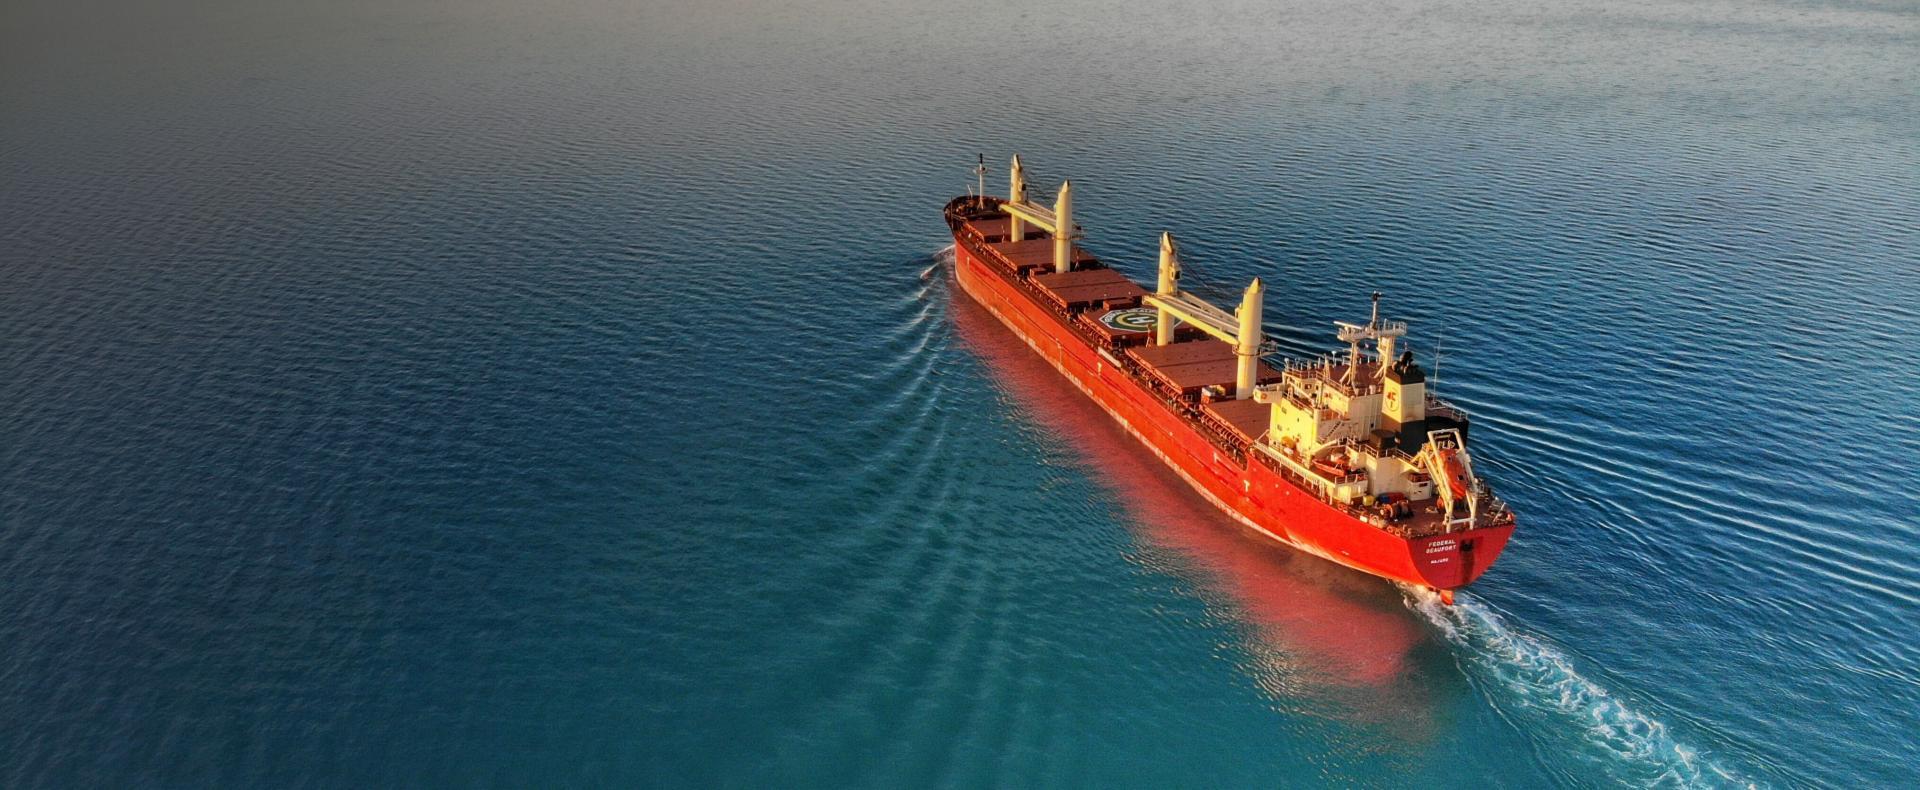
[948,284,1433,727]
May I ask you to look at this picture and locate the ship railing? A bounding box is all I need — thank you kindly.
[1259,442,1497,539]
[1337,437,1375,460]
[1252,447,1335,495]
[1275,353,1385,398]
[1425,396,1468,422]
[974,237,1260,462]
[1195,408,1251,454]
[1476,494,1514,527]
[1257,449,1419,530]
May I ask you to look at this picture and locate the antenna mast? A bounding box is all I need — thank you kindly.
[1334,292,1406,386]
[973,154,987,209]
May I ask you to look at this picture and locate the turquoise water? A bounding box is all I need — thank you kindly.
[4,0,1917,785]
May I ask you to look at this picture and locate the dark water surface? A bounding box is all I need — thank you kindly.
[4,0,1917,786]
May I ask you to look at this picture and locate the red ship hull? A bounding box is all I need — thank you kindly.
[949,228,1513,591]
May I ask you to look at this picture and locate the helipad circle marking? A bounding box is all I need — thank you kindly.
[1101,307,1158,333]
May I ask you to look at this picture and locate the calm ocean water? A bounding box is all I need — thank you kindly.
[4,0,1916,786]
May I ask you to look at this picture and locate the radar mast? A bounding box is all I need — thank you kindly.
[1333,292,1407,385]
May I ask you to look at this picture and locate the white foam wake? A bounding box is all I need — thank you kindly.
[919,245,955,282]
[1407,589,1756,788]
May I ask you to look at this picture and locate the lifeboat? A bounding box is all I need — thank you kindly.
[1439,447,1471,501]
[1312,451,1351,479]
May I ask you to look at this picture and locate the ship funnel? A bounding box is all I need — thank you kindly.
[1052,180,1074,274]
[1008,155,1027,241]
[1156,232,1181,345]
[1235,277,1265,399]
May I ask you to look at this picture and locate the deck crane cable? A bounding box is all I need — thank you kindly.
[1166,249,1239,307]
[1170,250,1286,357]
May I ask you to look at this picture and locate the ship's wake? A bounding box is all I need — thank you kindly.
[935,237,1755,785]
[923,245,955,281]
[1406,589,1754,788]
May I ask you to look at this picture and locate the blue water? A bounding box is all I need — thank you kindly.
[4,0,1916,785]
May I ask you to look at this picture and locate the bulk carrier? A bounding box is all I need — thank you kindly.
[945,156,1517,602]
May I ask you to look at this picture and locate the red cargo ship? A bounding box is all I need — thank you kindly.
[945,156,1516,601]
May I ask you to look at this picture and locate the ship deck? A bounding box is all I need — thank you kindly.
[986,238,1100,274]
[1201,398,1270,444]
[947,198,1512,543]
[1129,338,1284,396]
[1032,268,1148,309]
[955,211,1290,404]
